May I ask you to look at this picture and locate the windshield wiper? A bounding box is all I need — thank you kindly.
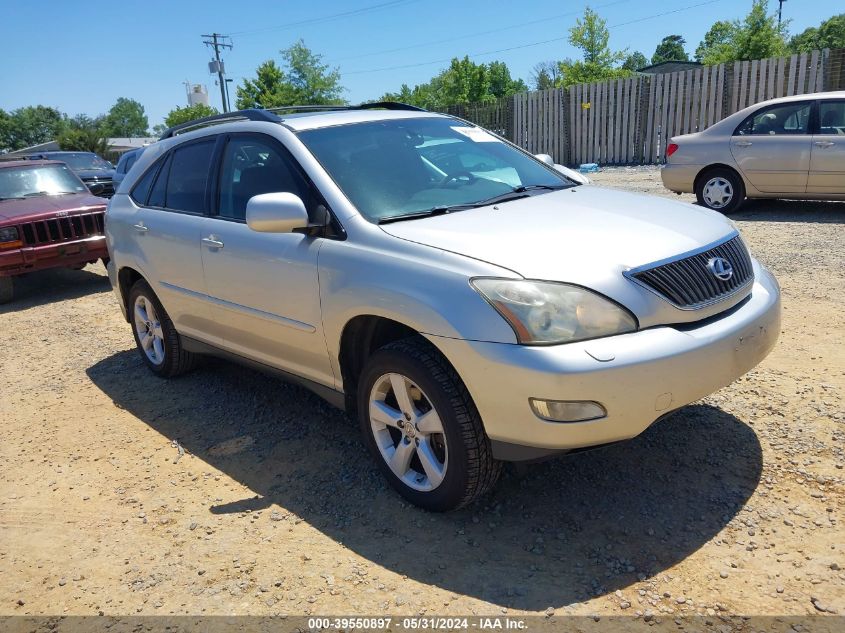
[23,191,76,197]
[377,184,568,225]
[0,196,26,202]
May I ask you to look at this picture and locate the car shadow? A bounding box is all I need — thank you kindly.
[86,351,763,610]
[731,198,845,223]
[0,265,110,313]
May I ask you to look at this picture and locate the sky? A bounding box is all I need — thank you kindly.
[0,0,840,129]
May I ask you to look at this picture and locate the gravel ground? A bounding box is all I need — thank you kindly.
[1,167,843,621]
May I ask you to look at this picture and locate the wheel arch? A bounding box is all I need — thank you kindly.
[117,266,146,322]
[337,314,455,415]
[694,163,743,194]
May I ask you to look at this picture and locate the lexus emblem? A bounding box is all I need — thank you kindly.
[707,257,734,281]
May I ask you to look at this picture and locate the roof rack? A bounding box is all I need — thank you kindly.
[158,101,426,139]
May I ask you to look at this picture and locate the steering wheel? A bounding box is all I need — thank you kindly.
[440,170,477,187]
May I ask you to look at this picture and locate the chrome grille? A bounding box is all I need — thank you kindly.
[629,235,753,309]
[20,212,105,246]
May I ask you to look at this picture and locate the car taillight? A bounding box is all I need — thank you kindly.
[666,143,679,158]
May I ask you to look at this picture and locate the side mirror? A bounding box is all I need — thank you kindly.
[246,192,310,233]
[535,153,555,166]
[88,183,106,196]
[554,164,591,185]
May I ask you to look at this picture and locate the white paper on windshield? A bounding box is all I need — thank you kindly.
[451,126,500,142]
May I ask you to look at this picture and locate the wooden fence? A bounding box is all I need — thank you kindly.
[444,47,844,166]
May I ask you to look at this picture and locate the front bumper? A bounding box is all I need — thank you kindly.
[660,163,704,193]
[428,262,780,459]
[0,236,108,276]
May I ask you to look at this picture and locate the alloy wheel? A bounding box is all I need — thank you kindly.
[133,294,165,365]
[368,372,448,492]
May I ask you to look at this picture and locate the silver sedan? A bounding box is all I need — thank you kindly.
[661,91,845,213]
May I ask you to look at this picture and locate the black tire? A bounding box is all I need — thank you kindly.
[695,167,745,214]
[0,277,12,304]
[128,279,197,378]
[357,337,502,511]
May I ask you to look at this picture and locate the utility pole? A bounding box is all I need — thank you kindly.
[777,0,787,27]
[202,33,232,112]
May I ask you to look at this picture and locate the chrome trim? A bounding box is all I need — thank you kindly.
[623,232,753,311]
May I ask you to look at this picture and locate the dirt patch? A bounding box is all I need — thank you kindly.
[1,167,843,618]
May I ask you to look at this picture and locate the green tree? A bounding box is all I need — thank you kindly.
[557,7,631,87]
[163,103,219,129]
[651,35,689,64]
[0,105,65,151]
[236,40,345,109]
[57,126,109,155]
[695,21,738,63]
[695,1,788,64]
[790,14,845,52]
[100,97,149,137]
[381,58,525,109]
[621,51,648,72]
[733,0,788,60]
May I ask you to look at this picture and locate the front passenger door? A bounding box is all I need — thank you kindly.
[730,101,812,193]
[200,134,334,387]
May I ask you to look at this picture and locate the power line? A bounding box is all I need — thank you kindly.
[229,0,420,37]
[331,0,632,63]
[342,0,725,76]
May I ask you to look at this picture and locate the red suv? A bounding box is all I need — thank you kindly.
[0,160,108,303]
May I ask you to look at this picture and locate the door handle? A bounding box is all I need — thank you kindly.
[814,141,835,148]
[734,141,753,147]
[202,236,224,249]
[132,222,149,232]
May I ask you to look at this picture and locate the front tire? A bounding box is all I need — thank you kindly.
[696,167,745,214]
[357,337,501,511]
[128,280,197,378]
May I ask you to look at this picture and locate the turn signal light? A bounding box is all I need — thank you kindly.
[666,143,679,158]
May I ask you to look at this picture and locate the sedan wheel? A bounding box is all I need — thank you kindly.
[695,167,745,214]
[702,177,733,209]
[369,372,448,492]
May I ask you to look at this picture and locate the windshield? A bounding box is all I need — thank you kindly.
[298,117,572,222]
[0,164,87,199]
[48,152,112,171]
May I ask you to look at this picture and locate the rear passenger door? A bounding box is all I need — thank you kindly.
[131,138,219,343]
[808,99,845,194]
[200,133,334,387]
[730,100,813,193]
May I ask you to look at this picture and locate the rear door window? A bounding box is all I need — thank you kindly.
[736,102,811,136]
[818,101,845,135]
[164,140,215,213]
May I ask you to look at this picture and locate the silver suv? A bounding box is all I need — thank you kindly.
[106,103,781,511]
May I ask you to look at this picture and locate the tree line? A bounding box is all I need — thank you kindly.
[1,1,842,152]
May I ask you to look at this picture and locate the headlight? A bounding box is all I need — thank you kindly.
[0,227,21,249]
[471,278,637,345]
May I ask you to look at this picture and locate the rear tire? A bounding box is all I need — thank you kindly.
[0,277,12,304]
[696,167,745,214]
[357,337,502,511]
[128,280,197,378]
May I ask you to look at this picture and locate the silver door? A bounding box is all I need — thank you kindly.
[200,134,334,386]
[730,100,813,193]
[808,100,845,194]
[133,147,216,341]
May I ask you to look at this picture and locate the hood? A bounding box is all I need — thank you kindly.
[75,169,115,180]
[379,186,736,285]
[0,193,107,222]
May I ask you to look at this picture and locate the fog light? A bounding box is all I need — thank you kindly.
[529,398,606,422]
